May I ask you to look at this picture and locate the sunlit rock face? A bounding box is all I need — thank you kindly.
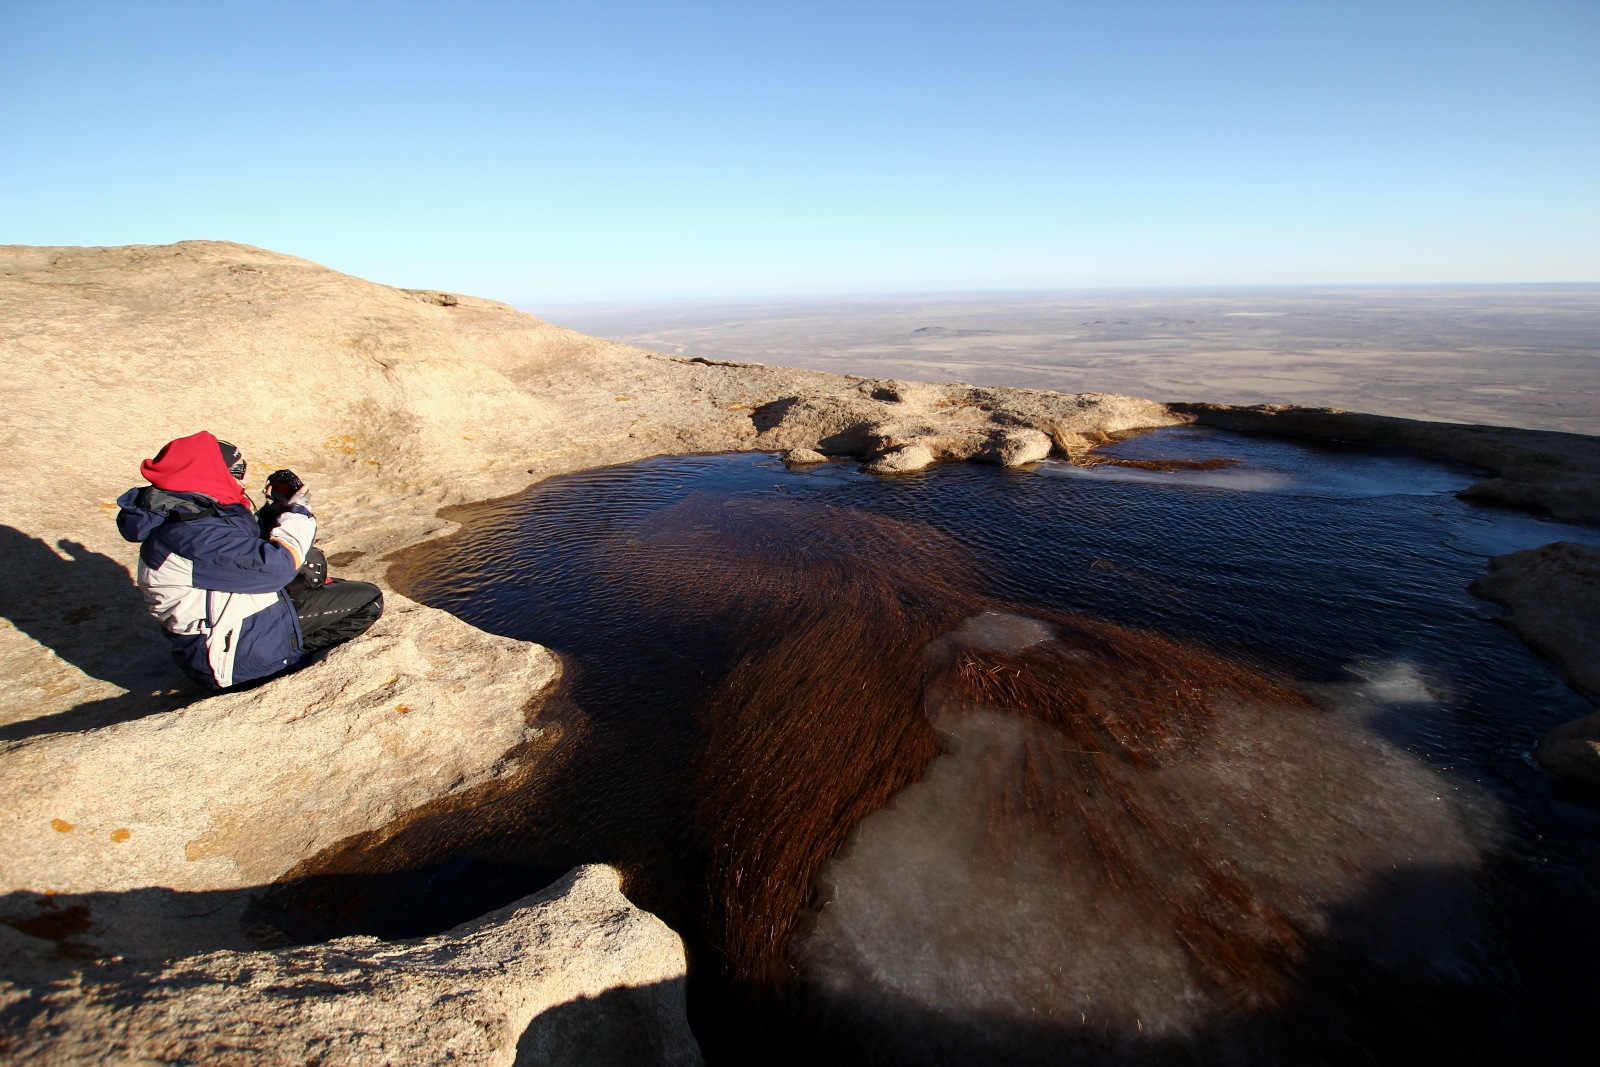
[2,866,702,1067]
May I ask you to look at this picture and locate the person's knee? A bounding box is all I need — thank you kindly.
[351,593,383,636]
[295,580,385,654]
[337,587,383,647]
[348,583,384,626]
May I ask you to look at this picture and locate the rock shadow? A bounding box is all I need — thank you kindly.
[0,884,262,967]
[514,981,701,1067]
[0,525,202,742]
[749,397,873,454]
[0,880,700,1067]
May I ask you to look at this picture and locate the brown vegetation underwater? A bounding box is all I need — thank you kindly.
[258,494,1494,1064]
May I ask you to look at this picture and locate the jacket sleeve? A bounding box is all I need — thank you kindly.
[184,521,307,594]
[267,504,317,570]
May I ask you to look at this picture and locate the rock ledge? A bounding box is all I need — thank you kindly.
[0,864,702,1067]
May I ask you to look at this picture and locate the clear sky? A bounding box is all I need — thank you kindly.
[2,1,1596,303]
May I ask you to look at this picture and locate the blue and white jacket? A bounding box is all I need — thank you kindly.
[116,487,318,688]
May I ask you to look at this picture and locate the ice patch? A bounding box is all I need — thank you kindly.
[1039,460,1293,493]
[1346,659,1439,705]
[1310,659,1448,715]
[947,611,1054,653]
[1039,457,1473,498]
[1441,511,1600,557]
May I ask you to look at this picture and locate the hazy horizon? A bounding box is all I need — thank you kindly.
[535,280,1600,313]
[542,284,1600,436]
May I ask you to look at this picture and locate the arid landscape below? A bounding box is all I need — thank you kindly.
[548,285,1600,436]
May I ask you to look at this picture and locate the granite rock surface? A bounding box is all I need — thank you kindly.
[0,865,702,1067]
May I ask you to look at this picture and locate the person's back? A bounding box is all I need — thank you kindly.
[116,431,381,689]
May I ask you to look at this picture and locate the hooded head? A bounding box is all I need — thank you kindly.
[139,430,251,508]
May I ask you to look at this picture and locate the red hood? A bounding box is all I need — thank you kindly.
[140,430,250,508]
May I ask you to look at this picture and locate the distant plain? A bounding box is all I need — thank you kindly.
[543,286,1600,436]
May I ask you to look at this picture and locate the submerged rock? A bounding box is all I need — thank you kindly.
[787,607,1496,1064]
[0,865,703,1067]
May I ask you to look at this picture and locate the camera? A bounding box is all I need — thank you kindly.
[267,469,303,503]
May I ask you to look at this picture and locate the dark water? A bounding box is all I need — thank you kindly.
[410,426,1595,768]
[277,428,1600,1064]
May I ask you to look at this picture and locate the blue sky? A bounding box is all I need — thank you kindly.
[2,1,1596,303]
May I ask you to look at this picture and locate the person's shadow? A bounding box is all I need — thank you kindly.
[0,525,204,743]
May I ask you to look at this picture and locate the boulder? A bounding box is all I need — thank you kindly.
[977,427,1053,467]
[864,444,936,475]
[753,384,1180,474]
[1534,712,1600,790]
[1471,542,1600,700]
[1471,542,1600,787]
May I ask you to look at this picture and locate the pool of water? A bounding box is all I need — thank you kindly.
[413,426,1596,764]
[274,428,1600,1064]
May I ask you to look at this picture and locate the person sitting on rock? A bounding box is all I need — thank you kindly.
[116,430,384,690]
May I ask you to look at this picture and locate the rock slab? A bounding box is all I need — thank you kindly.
[0,595,558,956]
[0,864,703,1067]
